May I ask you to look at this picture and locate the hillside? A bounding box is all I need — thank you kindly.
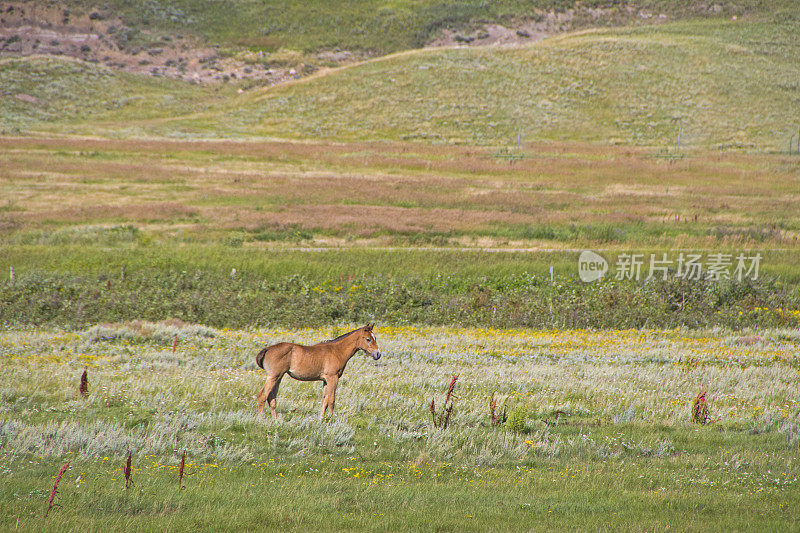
[2,1,798,87]
[5,18,798,151]
[19,0,798,54]
[204,19,800,149]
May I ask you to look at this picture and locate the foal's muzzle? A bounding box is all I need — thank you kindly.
[371,350,382,360]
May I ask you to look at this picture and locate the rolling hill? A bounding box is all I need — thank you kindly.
[4,18,798,151]
[204,19,800,149]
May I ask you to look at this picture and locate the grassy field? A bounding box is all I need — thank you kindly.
[0,57,231,134]
[3,4,800,530]
[198,19,800,149]
[2,137,799,248]
[1,324,798,530]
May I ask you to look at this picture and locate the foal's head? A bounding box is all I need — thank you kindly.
[356,323,382,360]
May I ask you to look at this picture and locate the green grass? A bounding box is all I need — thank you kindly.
[1,325,799,530]
[2,456,796,531]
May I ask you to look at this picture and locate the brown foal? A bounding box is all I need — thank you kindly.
[255,324,382,420]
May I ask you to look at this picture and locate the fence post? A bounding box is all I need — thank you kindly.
[9,266,13,284]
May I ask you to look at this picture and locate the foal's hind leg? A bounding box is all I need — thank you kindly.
[266,376,282,420]
[258,375,282,420]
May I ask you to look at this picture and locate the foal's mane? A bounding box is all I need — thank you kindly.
[323,327,362,344]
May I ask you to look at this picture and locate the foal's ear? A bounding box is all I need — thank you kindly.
[365,323,374,331]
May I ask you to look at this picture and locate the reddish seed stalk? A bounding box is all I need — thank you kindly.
[445,374,459,404]
[489,391,507,427]
[443,374,459,426]
[45,462,69,518]
[172,335,178,354]
[79,372,88,397]
[692,391,709,424]
[431,375,459,428]
[178,450,186,491]
[79,369,88,398]
[124,453,134,489]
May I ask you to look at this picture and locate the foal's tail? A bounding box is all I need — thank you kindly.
[256,346,269,370]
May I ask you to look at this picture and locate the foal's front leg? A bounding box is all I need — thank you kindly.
[319,375,339,421]
[318,380,327,420]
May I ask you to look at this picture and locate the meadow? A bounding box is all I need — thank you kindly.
[1,323,798,530]
[3,4,800,530]
[197,19,800,149]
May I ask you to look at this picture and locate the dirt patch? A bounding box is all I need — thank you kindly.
[427,7,670,48]
[13,92,36,103]
[602,184,686,198]
[0,2,359,85]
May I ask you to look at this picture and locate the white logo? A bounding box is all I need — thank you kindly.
[578,250,608,282]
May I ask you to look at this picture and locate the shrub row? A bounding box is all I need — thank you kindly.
[2,269,798,330]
